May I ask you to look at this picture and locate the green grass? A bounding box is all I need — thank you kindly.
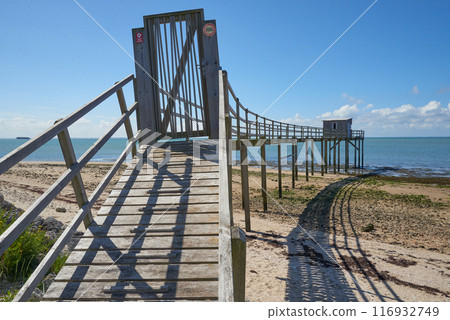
[353,189,445,208]
[0,210,54,282]
[1,208,69,301]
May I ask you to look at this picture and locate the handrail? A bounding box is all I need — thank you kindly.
[0,74,134,175]
[217,70,234,301]
[0,75,139,301]
[226,81,364,141]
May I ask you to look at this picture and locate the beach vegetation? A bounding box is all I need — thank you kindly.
[0,208,69,300]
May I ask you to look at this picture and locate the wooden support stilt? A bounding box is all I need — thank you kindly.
[324,140,328,173]
[354,139,357,170]
[261,141,267,212]
[231,226,246,302]
[337,140,340,173]
[294,143,298,181]
[291,142,295,188]
[321,139,324,176]
[362,138,364,168]
[240,140,251,231]
[328,140,332,171]
[345,140,349,173]
[305,140,309,182]
[278,143,282,198]
[358,139,361,169]
[311,140,314,176]
[333,139,336,174]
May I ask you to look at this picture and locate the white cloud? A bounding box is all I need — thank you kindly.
[279,100,450,137]
[278,113,321,127]
[318,104,359,119]
[411,85,419,94]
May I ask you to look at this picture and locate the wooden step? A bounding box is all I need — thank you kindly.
[73,235,218,250]
[96,204,219,216]
[94,213,219,225]
[65,249,218,266]
[43,280,218,301]
[83,224,218,237]
[102,195,219,206]
[54,263,218,282]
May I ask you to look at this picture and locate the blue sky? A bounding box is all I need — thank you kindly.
[0,0,449,138]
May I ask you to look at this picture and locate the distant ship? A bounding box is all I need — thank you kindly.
[16,137,30,140]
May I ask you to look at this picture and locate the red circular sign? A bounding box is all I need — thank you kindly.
[203,23,216,37]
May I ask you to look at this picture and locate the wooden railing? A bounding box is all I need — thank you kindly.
[0,74,139,301]
[227,82,364,141]
[218,70,246,302]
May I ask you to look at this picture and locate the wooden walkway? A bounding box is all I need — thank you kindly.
[43,140,221,301]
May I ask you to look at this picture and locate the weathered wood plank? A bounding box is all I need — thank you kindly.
[109,186,218,197]
[102,194,219,206]
[113,179,219,190]
[96,204,219,216]
[65,249,218,265]
[54,263,218,282]
[122,165,219,176]
[94,213,219,225]
[118,172,219,182]
[73,235,218,250]
[43,280,218,301]
[83,224,218,237]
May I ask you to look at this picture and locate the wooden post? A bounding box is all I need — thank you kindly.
[333,139,337,174]
[337,140,340,173]
[240,140,251,231]
[321,139,324,176]
[358,139,361,169]
[261,140,268,212]
[294,142,298,181]
[324,140,328,173]
[291,142,295,188]
[362,138,364,168]
[278,143,282,198]
[345,140,349,173]
[231,226,246,302]
[311,139,314,176]
[56,125,93,228]
[116,87,136,157]
[354,139,357,169]
[201,20,221,138]
[305,140,309,182]
[132,27,158,134]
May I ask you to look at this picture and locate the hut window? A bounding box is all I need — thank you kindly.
[332,122,337,130]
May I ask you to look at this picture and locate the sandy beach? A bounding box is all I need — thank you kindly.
[0,162,449,301]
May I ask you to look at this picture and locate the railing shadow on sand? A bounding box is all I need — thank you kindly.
[283,174,403,302]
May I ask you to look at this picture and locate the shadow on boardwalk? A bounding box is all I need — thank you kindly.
[284,175,403,302]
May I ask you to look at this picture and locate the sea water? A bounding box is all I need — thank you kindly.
[0,137,449,177]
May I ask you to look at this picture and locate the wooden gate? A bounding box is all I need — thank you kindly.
[132,9,221,139]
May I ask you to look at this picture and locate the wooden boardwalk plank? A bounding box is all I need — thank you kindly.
[93,213,219,225]
[113,179,219,190]
[43,281,218,301]
[83,224,218,237]
[54,264,218,282]
[74,235,218,250]
[118,172,219,182]
[44,140,221,301]
[102,194,219,206]
[65,249,218,265]
[96,204,219,216]
[109,186,218,197]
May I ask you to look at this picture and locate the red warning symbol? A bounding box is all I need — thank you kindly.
[135,32,143,44]
[203,23,216,37]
